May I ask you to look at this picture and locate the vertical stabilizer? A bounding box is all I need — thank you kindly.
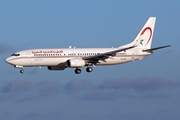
[134,17,156,49]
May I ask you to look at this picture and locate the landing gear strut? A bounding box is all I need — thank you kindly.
[75,68,81,74]
[86,67,93,72]
[20,69,24,74]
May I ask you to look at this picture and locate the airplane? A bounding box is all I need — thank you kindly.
[5,17,171,74]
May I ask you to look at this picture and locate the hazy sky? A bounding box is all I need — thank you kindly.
[0,0,180,120]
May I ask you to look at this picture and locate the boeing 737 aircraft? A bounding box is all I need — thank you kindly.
[5,17,170,74]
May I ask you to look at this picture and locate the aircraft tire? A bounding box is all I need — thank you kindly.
[75,68,81,74]
[20,69,24,74]
[86,67,93,72]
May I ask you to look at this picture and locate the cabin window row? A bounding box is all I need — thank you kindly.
[117,53,127,55]
[34,52,127,56]
[34,53,99,56]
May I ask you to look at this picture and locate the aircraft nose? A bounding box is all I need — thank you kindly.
[5,57,12,64]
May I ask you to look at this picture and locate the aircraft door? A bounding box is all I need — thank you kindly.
[25,51,32,66]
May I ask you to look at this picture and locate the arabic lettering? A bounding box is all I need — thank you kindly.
[32,50,63,54]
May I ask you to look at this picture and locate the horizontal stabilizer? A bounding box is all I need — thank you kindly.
[142,45,171,52]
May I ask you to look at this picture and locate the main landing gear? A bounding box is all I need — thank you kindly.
[75,67,93,74]
[86,67,93,72]
[75,68,81,74]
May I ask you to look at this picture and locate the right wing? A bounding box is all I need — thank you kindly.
[83,42,138,64]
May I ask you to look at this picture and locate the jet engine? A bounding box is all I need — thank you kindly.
[67,58,85,68]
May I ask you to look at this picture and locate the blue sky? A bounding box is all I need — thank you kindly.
[0,0,180,120]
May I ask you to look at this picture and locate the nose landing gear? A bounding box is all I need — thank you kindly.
[20,69,24,74]
[14,65,24,74]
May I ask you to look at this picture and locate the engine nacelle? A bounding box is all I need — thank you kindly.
[47,66,66,70]
[67,58,85,68]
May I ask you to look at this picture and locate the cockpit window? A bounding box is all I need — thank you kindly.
[11,54,20,56]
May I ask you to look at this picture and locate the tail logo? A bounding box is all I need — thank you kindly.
[140,40,144,45]
[140,27,152,45]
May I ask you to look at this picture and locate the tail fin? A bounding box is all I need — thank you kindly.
[134,17,156,49]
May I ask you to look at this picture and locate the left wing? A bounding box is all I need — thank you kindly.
[83,45,136,64]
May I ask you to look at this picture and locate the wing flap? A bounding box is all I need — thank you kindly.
[83,45,136,63]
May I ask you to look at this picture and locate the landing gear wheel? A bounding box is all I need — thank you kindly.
[20,69,24,74]
[75,68,81,74]
[86,67,93,72]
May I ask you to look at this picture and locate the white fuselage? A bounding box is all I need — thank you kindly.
[6,47,151,67]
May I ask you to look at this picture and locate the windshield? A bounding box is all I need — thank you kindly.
[11,54,20,56]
